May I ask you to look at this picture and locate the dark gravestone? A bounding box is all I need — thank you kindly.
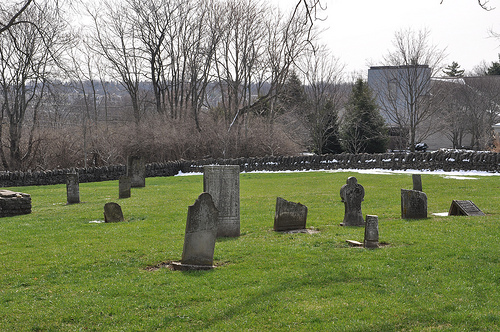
[340,176,365,226]
[127,156,145,188]
[364,215,379,249]
[104,202,124,222]
[412,174,422,191]
[66,172,80,204]
[119,176,131,199]
[203,165,240,237]
[449,200,485,216]
[179,192,218,268]
[401,189,427,219]
[274,197,308,231]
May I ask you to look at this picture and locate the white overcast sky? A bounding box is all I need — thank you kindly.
[273,0,500,75]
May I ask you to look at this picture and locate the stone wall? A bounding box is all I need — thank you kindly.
[0,151,498,187]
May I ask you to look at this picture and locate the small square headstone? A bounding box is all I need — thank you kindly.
[104,202,124,222]
[401,189,427,219]
[274,197,308,231]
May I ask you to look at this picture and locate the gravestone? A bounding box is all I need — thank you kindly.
[203,165,240,237]
[104,202,124,222]
[364,215,379,249]
[66,172,80,204]
[412,174,422,191]
[401,189,427,219]
[448,200,485,216]
[179,192,218,268]
[127,155,145,188]
[340,176,365,226]
[274,197,308,231]
[119,176,131,199]
[0,190,31,217]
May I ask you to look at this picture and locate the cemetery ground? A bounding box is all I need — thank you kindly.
[1,171,499,331]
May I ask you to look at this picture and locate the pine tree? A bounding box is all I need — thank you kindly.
[443,61,465,77]
[340,78,388,154]
[486,54,500,75]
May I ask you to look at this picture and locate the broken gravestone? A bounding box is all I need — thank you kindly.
[127,155,146,188]
[364,215,379,249]
[448,200,485,216]
[172,192,218,270]
[104,202,124,222]
[401,189,427,219]
[340,176,365,226]
[274,197,308,231]
[203,165,240,237]
[66,172,80,204]
[119,176,131,199]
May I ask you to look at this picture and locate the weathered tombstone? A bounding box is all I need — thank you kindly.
[66,172,80,204]
[364,215,379,249]
[127,155,146,188]
[0,190,31,217]
[177,192,218,269]
[401,189,427,219]
[448,200,485,216]
[203,165,240,237]
[412,174,423,192]
[119,176,131,199]
[340,176,365,226]
[104,202,124,222]
[274,197,308,231]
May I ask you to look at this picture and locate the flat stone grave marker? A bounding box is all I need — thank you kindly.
[364,215,379,249]
[0,190,31,217]
[401,189,427,219]
[203,165,240,237]
[172,192,218,271]
[449,200,485,216]
[104,202,125,222]
[119,176,131,199]
[66,172,80,204]
[274,197,308,231]
[127,155,146,188]
[340,176,365,226]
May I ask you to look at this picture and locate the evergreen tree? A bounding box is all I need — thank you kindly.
[281,71,307,110]
[340,78,388,154]
[443,61,465,77]
[312,99,342,154]
[486,54,500,75]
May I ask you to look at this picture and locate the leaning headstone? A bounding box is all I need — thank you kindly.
[274,197,308,231]
[203,165,240,237]
[127,155,145,188]
[401,189,427,219]
[104,202,124,222]
[119,176,131,199]
[448,200,485,216]
[173,192,218,270]
[0,190,31,217]
[340,176,365,226]
[66,172,80,204]
[412,174,422,192]
[364,215,379,249]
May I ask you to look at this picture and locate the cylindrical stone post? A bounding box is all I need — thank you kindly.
[203,165,240,237]
[66,172,80,204]
[119,176,131,199]
[364,215,379,249]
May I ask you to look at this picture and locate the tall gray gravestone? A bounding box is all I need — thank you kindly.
[340,176,365,226]
[66,172,80,204]
[401,189,427,219]
[412,174,423,191]
[364,215,379,249]
[203,165,240,237]
[180,192,218,267]
[127,156,146,188]
[119,176,131,199]
[274,197,308,231]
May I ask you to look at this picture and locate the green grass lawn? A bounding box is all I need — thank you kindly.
[1,170,499,331]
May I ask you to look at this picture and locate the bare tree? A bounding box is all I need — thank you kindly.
[371,28,446,151]
[0,0,33,34]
